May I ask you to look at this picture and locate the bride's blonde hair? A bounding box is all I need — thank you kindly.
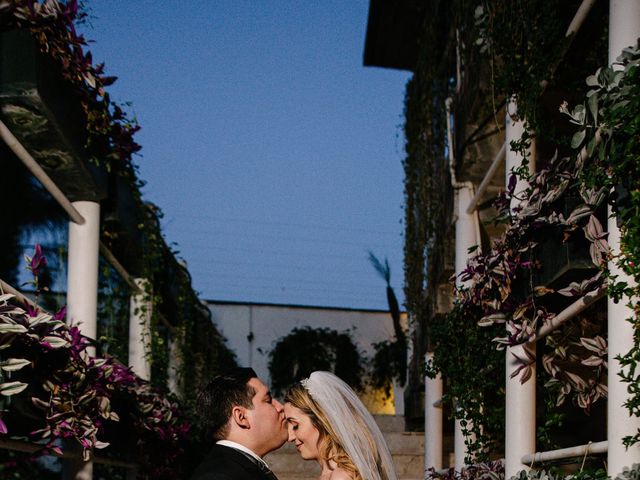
[285,384,372,480]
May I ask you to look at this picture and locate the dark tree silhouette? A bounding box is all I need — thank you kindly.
[368,251,407,385]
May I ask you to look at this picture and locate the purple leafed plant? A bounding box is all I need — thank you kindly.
[452,141,610,410]
[4,0,142,169]
[0,246,190,476]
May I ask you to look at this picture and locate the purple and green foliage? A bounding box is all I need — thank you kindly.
[0,246,190,478]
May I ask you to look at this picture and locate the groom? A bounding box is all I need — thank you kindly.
[190,367,288,480]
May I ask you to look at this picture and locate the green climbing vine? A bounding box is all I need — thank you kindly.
[268,326,365,397]
[402,0,640,465]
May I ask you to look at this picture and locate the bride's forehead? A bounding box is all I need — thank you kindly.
[284,403,305,417]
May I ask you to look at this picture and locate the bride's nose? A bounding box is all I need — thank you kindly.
[287,427,296,442]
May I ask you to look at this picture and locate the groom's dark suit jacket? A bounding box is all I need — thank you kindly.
[190,444,277,480]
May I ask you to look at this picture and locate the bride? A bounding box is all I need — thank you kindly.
[284,371,398,480]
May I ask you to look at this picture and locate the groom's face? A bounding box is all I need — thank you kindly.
[245,377,287,455]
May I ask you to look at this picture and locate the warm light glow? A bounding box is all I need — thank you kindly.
[360,386,395,415]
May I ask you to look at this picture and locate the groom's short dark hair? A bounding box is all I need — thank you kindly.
[197,367,257,440]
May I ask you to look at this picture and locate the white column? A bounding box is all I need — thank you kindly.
[454,185,478,469]
[67,201,100,356]
[455,185,477,288]
[505,97,536,213]
[454,418,466,470]
[608,1,640,475]
[505,343,536,477]
[65,200,100,480]
[425,352,443,469]
[128,277,152,381]
[505,99,537,478]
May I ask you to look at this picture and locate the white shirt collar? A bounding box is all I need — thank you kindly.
[216,440,270,469]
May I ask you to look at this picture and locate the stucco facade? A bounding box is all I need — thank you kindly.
[207,300,407,414]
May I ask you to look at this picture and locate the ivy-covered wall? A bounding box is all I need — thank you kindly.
[401,1,452,425]
[400,0,634,468]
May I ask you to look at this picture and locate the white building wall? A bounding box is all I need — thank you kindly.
[207,301,406,412]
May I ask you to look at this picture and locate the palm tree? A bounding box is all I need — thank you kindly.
[368,251,406,385]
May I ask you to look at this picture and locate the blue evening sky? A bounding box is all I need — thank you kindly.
[78,1,411,310]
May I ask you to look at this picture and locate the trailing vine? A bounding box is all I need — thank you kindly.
[97,257,131,362]
[426,301,505,462]
[473,0,609,140]
[402,4,450,412]
[561,45,640,445]
[0,0,141,170]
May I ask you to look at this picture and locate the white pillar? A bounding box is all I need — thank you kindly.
[425,352,443,469]
[454,185,478,469]
[128,277,152,381]
[66,201,100,356]
[504,99,537,478]
[505,97,536,213]
[65,200,100,480]
[455,185,477,288]
[454,418,466,470]
[505,343,536,477]
[608,1,640,475]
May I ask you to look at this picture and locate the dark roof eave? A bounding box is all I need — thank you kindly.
[363,0,428,71]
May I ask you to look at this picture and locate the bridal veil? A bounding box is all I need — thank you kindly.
[301,371,398,480]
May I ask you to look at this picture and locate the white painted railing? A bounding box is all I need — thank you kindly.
[533,286,606,341]
[466,142,506,215]
[522,441,608,466]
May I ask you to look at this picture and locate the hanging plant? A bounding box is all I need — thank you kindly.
[560,44,640,445]
[268,326,365,397]
[0,246,192,478]
[426,459,504,480]
[543,314,607,411]
[427,301,505,463]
